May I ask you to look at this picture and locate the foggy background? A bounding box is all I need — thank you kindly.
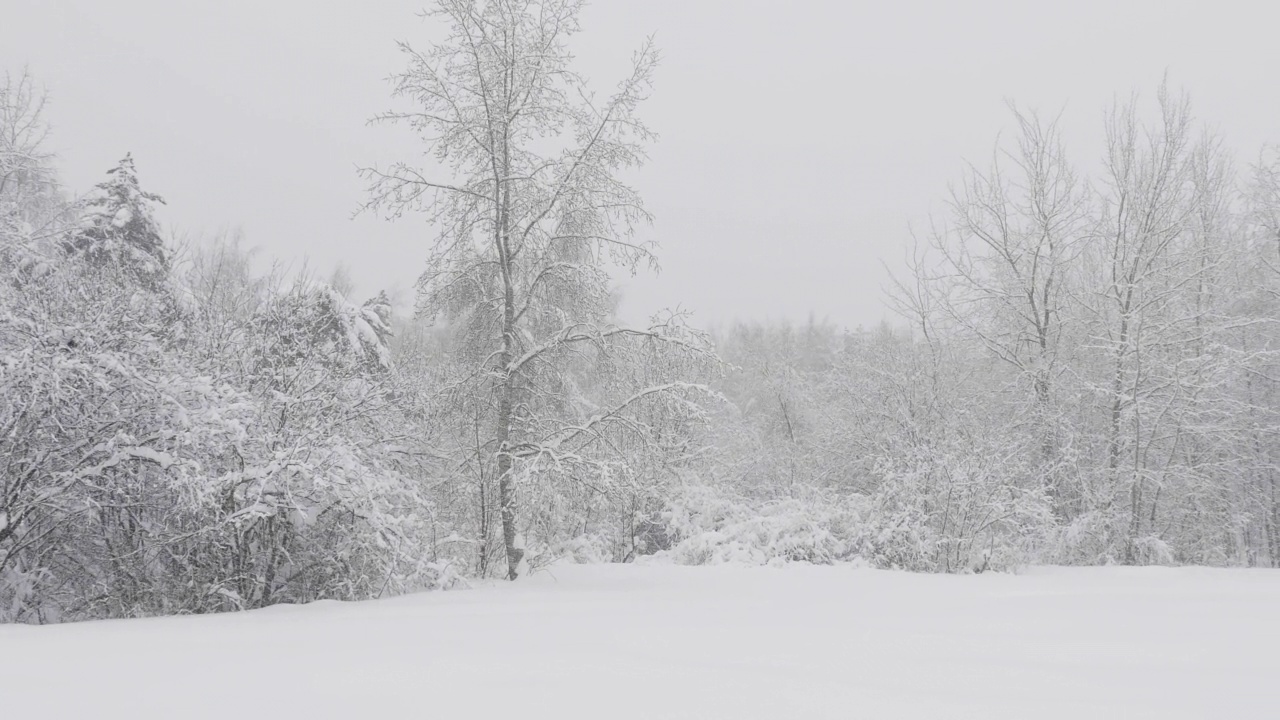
[4,0,1278,329]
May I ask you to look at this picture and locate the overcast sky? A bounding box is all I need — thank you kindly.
[4,0,1279,330]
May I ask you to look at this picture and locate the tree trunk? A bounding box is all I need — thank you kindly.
[1270,474,1279,568]
[1109,284,1142,564]
[496,129,524,580]
[496,387,522,579]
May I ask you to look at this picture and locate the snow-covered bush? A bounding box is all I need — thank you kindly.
[650,480,848,567]
[0,214,449,621]
[643,423,1054,573]
[852,445,1055,572]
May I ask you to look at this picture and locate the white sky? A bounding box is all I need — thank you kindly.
[4,0,1279,330]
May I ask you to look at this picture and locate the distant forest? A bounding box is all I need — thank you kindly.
[3,0,1280,624]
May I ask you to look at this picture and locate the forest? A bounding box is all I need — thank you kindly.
[3,0,1280,625]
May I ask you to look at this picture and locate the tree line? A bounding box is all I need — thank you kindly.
[3,0,1279,623]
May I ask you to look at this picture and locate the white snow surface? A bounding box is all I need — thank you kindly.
[2,563,1278,719]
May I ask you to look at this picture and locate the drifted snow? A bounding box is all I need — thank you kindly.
[1,564,1277,719]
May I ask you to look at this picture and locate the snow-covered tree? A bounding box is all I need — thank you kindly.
[919,108,1089,517]
[1,71,56,228]
[363,0,716,579]
[867,83,1280,567]
[1,70,67,284]
[65,153,168,290]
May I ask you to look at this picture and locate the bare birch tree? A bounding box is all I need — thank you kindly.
[1,70,65,259]
[362,0,714,579]
[913,107,1088,516]
[1085,85,1243,563]
[1244,148,1280,564]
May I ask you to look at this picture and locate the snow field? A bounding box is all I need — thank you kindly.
[2,563,1278,719]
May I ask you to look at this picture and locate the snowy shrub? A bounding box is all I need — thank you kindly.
[647,431,1055,574]
[842,497,937,572]
[1051,509,1119,565]
[855,443,1056,573]
[652,481,848,567]
[547,533,616,565]
[0,226,446,622]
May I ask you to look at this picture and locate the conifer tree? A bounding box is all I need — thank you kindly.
[66,153,168,288]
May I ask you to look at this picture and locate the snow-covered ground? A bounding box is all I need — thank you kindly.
[3,564,1278,719]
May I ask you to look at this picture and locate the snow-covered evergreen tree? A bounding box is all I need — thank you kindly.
[65,153,168,289]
